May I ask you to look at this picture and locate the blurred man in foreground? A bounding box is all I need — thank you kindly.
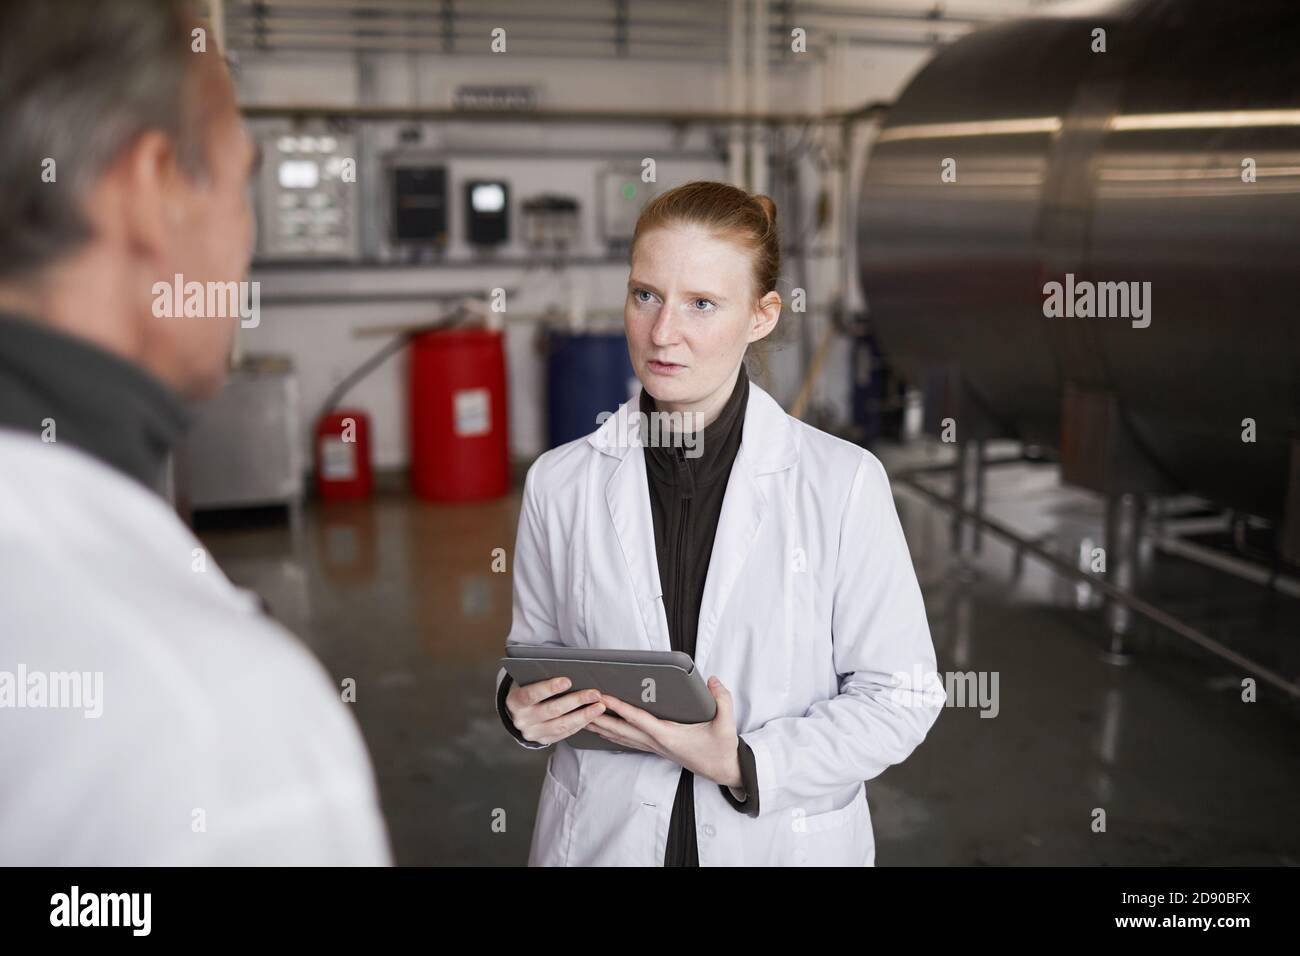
[0,0,390,864]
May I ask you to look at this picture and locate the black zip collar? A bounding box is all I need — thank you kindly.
[0,312,191,491]
[640,364,749,491]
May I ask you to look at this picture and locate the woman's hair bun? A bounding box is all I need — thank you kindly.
[753,194,777,226]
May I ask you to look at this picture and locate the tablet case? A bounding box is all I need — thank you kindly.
[501,646,717,752]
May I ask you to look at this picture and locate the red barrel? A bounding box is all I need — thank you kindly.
[314,408,373,500]
[408,328,509,501]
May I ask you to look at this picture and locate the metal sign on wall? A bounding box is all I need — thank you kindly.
[452,85,539,112]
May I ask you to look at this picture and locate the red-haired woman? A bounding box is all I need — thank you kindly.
[496,181,945,866]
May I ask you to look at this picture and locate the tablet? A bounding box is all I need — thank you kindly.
[501,646,717,752]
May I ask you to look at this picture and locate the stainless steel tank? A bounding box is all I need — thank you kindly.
[858,0,1300,521]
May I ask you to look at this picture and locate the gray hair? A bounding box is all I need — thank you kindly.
[0,0,210,281]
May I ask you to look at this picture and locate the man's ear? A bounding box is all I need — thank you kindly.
[110,130,181,263]
[749,290,782,343]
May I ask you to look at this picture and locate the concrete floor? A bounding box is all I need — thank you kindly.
[197,444,1300,866]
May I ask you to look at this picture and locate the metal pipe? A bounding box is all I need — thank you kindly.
[728,0,747,187]
[750,0,770,195]
[895,470,1300,702]
[240,102,887,126]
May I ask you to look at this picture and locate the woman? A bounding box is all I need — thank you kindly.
[494,181,945,866]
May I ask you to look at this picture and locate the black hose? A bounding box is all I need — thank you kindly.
[312,308,469,429]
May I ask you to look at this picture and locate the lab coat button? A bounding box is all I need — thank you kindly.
[701,823,716,838]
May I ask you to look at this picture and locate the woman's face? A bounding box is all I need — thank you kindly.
[624,224,780,418]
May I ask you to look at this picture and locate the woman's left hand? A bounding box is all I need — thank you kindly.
[587,676,743,789]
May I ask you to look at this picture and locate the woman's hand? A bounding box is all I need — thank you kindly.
[587,677,743,788]
[505,676,606,746]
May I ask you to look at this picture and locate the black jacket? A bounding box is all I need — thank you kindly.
[641,366,760,867]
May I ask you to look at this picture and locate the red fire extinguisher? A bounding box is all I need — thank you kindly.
[310,308,484,503]
[314,408,373,500]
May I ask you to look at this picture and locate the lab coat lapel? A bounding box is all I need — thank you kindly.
[692,455,764,676]
[593,400,670,651]
[589,384,797,663]
[693,382,797,674]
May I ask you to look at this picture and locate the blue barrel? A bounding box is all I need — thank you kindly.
[546,329,636,449]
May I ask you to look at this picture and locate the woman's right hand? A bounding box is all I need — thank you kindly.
[505,676,606,746]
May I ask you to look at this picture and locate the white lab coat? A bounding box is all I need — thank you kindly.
[0,430,391,865]
[496,380,945,866]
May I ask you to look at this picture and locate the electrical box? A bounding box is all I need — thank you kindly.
[464,180,509,247]
[522,195,580,252]
[256,130,360,262]
[597,166,654,251]
[390,164,448,247]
